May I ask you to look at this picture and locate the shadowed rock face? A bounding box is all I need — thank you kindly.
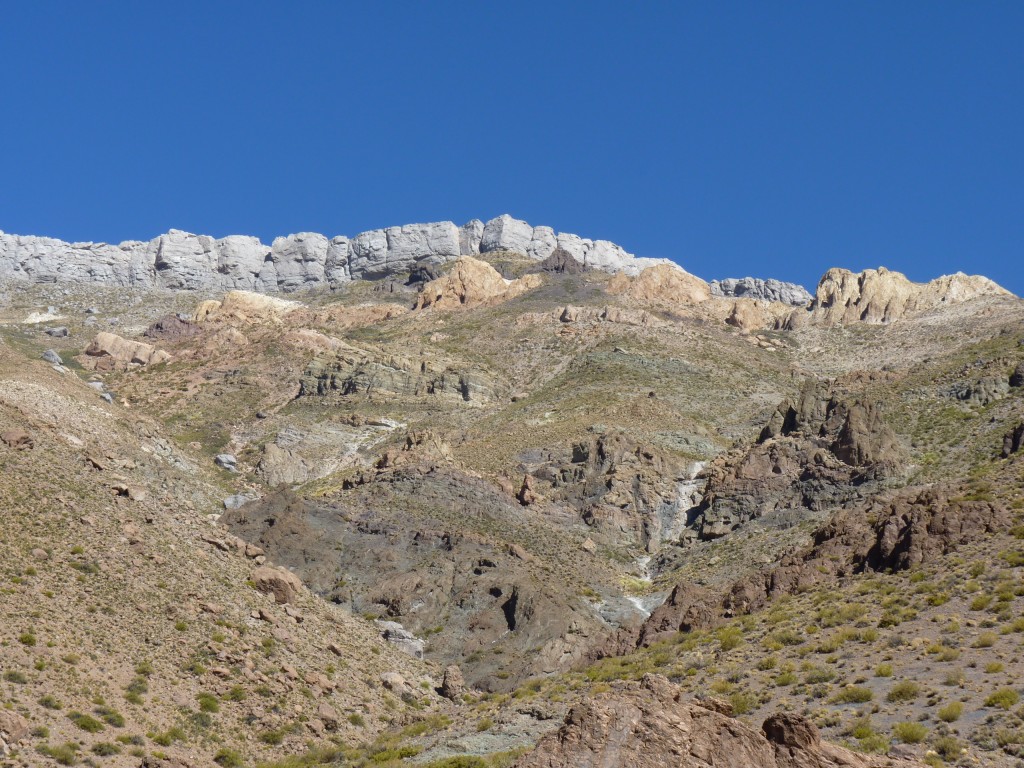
[687,382,906,541]
[221,477,615,690]
[636,486,1008,647]
[512,674,923,768]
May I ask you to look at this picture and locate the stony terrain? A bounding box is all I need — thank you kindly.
[1,232,1023,767]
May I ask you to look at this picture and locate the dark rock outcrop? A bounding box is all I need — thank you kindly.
[513,674,922,768]
[534,247,586,275]
[143,313,200,341]
[690,382,905,540]
[1003,423,1024,458]
[639,486,1008,646]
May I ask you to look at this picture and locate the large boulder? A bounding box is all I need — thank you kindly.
[81,331,171,371]
[252,565,303,604]
[192,290,301,324]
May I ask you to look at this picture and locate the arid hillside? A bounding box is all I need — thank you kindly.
[1,254,1023,767]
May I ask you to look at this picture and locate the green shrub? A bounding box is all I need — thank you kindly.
[729,691,756,715]
[985,688,1020,709]
[893,722,928,744]
[832,686,873,704]
[886,681,920,703]
[197,692,220,713]
[91,742,122,756]
[39,694,62,709]
[716,626,743,652]
[95,706,125,727]
[214,748,244,767]
[937,701,963,722]
[37,743,78,765]
[67,711,105,733]
[874,663,893,677]
[3,670,27,684]
[348,713,365,727]
[932,735,963,761]
[974,631,998,648]
[985,661,1005,673]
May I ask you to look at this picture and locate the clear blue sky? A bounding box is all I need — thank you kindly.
[1,2,1021,294]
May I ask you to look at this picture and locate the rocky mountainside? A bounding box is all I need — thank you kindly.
[1,236,1023,767]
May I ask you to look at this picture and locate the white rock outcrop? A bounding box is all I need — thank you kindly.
[710,277,812,307]
[0,217,812,295]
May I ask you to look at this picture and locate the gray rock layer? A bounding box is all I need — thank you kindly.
[710,277,812,306]
[0,215,679,293]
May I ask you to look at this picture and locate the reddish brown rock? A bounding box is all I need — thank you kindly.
[252,565,303,604]
[513,675,922,768]
[1,429,33,450]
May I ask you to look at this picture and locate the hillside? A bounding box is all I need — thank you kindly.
[1,245,1022,767]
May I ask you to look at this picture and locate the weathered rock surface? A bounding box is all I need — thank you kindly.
[606,263,711,306]
[639,486,1008,645]
[687,382,905,540]
[80,331,171,371]
[0,215,683,291]
[513,674,921,768]
[252,565,303,604]
[1003,423,1024,458]
[192,290,301,324]
[785,266,1012,327]
[711,277,813,306]
[414,257,543,310]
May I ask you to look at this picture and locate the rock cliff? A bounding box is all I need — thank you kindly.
[0,215,677,294]
[785,266,1012,327]
[711,277,812,306]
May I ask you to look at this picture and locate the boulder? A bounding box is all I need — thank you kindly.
[317,702,340,731]
[1,429,34,450]
[82,331,171,370]
[192,290,300,324]
[42,348,63,365]
[214,454,238,471]
[439,665,466,701]
[376,620,425,659]
[1003,423,1024,459]
[1010,362,1024,388]
[252,565,303,604]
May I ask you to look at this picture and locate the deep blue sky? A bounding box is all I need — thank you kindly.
[1,2,1021,294]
